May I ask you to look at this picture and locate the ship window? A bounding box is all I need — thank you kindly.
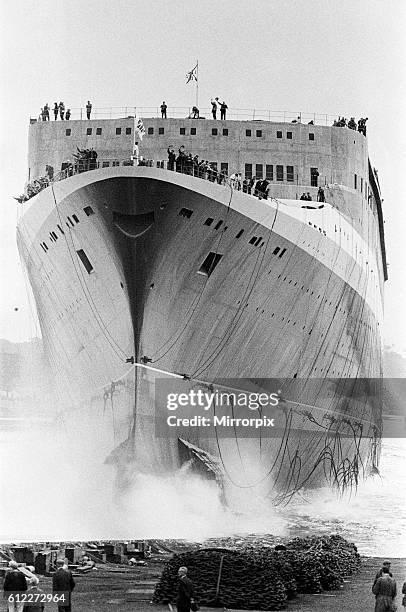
[204,217,214,226]
[102,161,110,168]
[273,247,280,255]
[180,127,186,135]
[287,166,294,182]
[245,163,253,179]
[279,248,287,258]
[311,167,319,187]
[236,229,244,238]
[255,236,262,246]
[72,214,79,223]
[179,208,193,219]
[266,164,273,180]
[256,130,262,137]
[360,177,363,191]
[223,128,229,136]
[287,131,292,139]
[246,129,252,137]
[212,128,218,135]
[126,127,132,135]
[147,127,154,135]
[309,133,314,141]
[116,127,122,135]
[40,244,46,252]
[112,160,119,166]
[221,162,228,175]
[67,217,74,227]
[198,252,223,277]
[86,128,92,135]
[214,220,223,230]
[57,224,64,234]
[190,128,196,135]
[249,236,257,244]
[84,206,94,216]
[255,164,263,179]
[96,127,102,135]
[76,249,94,274]
[159,127,164,135]
[354,173,357,189]
[52,231,58,240]
[65,129,71,136]
[276,165,284,181]
[277,131,282,138]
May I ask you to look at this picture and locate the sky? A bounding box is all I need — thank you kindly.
[0,0,405,350]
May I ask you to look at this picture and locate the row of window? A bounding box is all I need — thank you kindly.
[40,206,94,252]
[145,126,315,140]
[65,127,132,137]
[245,163,297,182]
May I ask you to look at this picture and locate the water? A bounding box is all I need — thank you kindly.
[0,420,405,557]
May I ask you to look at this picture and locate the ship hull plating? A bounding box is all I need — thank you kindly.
[17,168,383,502]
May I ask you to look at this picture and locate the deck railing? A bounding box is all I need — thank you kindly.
[46,158,323,205]
[32,106,339,126]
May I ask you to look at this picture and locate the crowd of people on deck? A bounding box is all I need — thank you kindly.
[38,101,92,121]
[333,116,368,135]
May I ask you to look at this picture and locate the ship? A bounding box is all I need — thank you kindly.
[16,106,387,505]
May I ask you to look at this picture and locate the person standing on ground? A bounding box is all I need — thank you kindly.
[59,102,65,120]
[161,101,167,118]
[220,100,228,120]
[372,566,397,612]
[373,561,393,586]
[22,578,45,612]
[176,566,195,612]
[3,560,27,612]
[86,100,92,119]
[211,98,217,120]
[52,559,75,612]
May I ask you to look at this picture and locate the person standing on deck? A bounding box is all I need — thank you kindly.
[211,98,217,120]
[59,102,65,120]
[86,100,92,119]
[220,100,228,120]
[161,101,167,118]
[53,102,59,120]
[372,566,397,612]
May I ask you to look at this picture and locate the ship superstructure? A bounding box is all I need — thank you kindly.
[17,108,387,504]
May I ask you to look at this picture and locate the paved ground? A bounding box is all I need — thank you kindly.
[7,557,405,611]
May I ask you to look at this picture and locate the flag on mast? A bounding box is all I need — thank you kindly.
[186,63,198,84]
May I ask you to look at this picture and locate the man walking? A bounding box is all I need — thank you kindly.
[176,566,194,612]
[161,101,167,118]
[52,558,75,612]
[3,560,27,612]
[86,100,92,119]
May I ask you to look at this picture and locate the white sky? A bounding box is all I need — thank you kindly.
[0,0,405,350]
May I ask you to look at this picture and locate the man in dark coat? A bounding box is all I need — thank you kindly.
[3,560,27,612]
[176,566,194,612]
[372,566,396,612]
[373,561,393,586]
[52,559,75,612]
